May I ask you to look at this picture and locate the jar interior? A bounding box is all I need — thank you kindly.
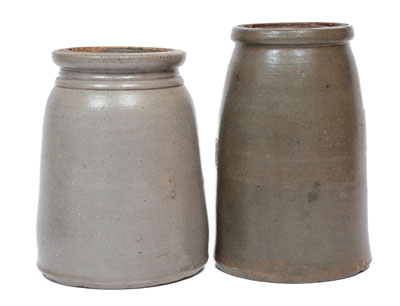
[242,22,347,29]
[66,47,172,53]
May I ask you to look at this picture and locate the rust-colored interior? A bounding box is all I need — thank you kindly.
[242,22,347,29]
[65,47,172,53]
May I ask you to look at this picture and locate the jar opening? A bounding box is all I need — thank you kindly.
[65,46,173,54]
[242,22,347,30]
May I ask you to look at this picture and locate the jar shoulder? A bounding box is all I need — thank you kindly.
[46,85,193,111]
[43,85,198,139]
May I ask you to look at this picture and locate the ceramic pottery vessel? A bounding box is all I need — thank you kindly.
[37,47,208,289]
[215,23,371,283]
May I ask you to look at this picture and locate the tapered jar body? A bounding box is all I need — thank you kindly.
[37,47,208,289]
[215,23,371,283]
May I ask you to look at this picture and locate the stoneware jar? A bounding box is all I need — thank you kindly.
[215,23,371,283]
[37,47,208,289]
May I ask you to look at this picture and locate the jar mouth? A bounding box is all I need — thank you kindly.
[62,46,174,54]
[232,22,353,45]
[241,22,347,30]
[52,46,185,72]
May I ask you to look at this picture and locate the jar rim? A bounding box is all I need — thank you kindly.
[232,22,353,45]
[52,46,185,72]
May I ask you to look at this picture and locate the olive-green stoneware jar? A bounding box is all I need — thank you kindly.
[37,47,208,289]
[215,23,371,283]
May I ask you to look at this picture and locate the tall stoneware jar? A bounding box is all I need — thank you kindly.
[215,23,371,283]
[37,47,208,288]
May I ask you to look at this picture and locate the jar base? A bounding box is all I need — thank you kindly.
[38,265,205,289]
[215,259,370,284]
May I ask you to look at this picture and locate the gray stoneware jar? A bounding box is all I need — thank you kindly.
[37,47,208,289]
[215,23,371,283]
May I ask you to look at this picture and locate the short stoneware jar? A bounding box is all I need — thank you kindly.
[37,47,208,289]
[215,23,371,283]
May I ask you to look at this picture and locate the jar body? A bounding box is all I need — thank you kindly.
[216,38,371,283]
[37,48,208,288]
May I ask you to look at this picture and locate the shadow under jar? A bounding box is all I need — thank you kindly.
[37,47,208,289]
[215,23,371,283]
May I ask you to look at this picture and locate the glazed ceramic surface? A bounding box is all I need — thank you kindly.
[215,23,371,283]
[37,47,208,289]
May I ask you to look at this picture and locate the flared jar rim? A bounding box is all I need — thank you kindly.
[52,46,186,72]
[232,22,354,45]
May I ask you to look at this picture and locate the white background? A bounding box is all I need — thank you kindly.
[1,0,399,304]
